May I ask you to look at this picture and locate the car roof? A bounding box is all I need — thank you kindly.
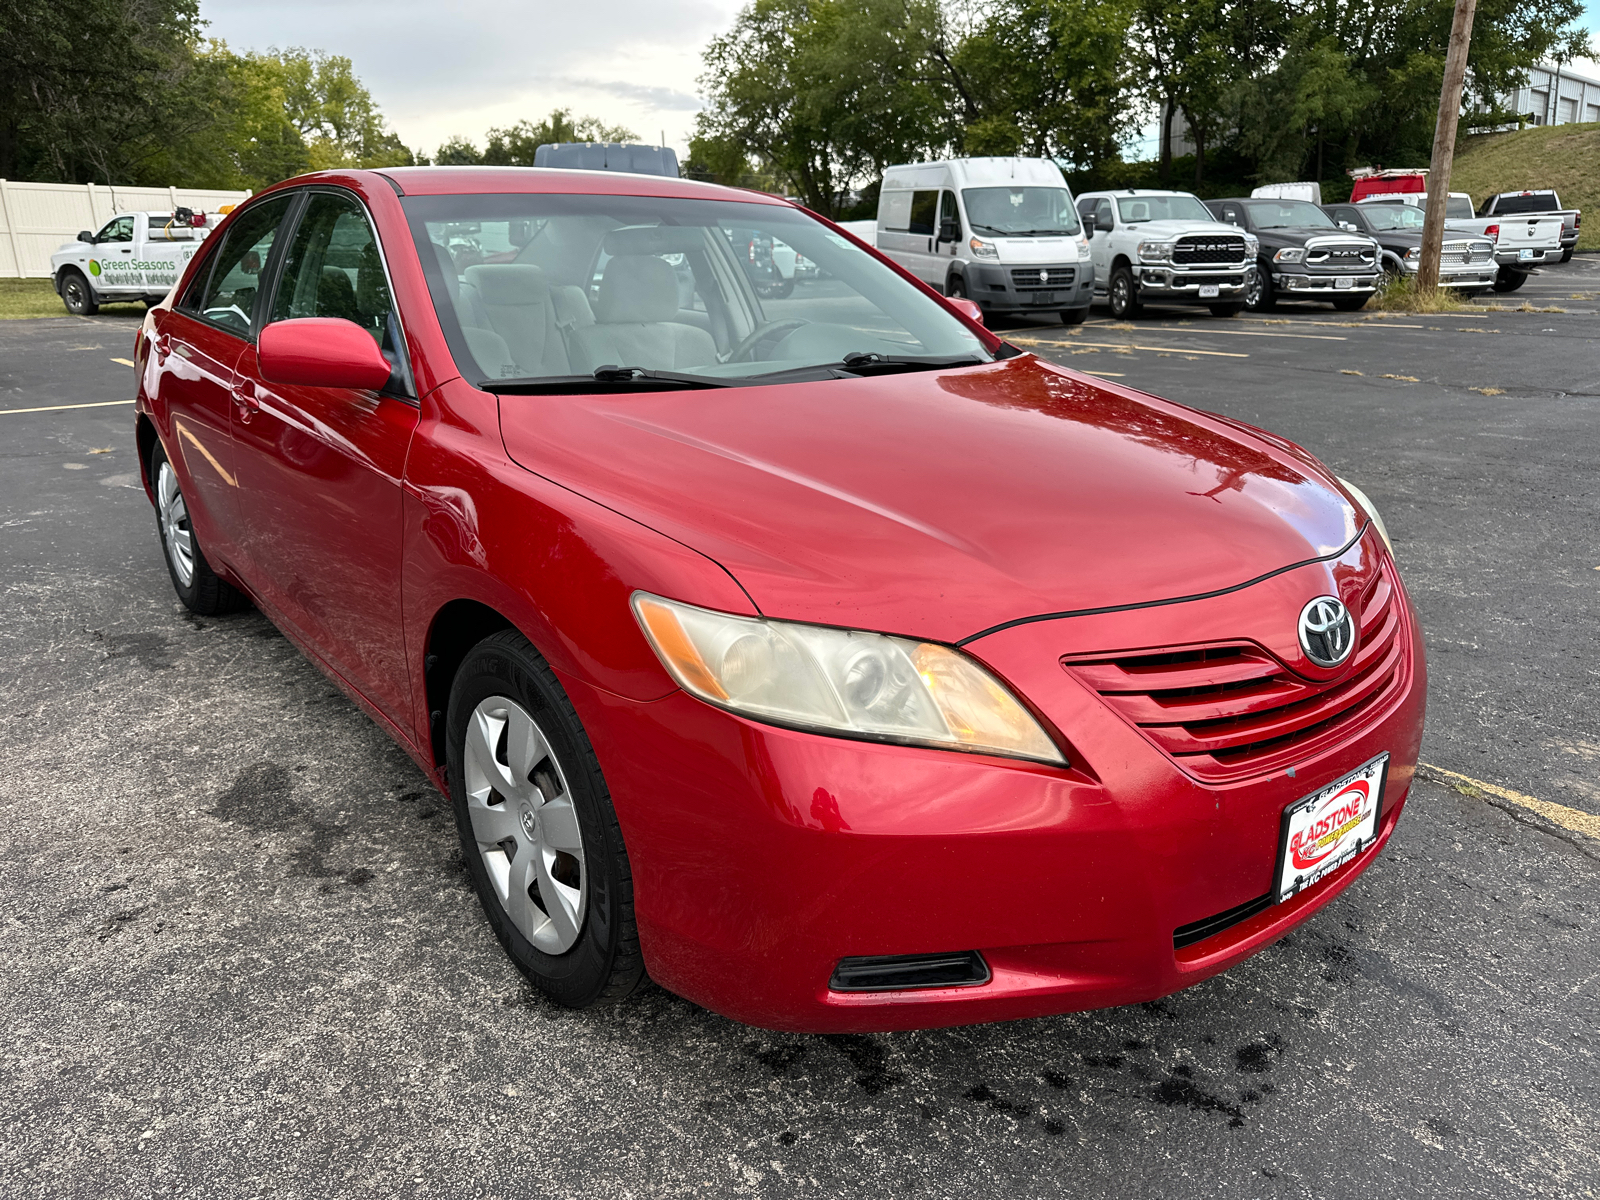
[359,166,790,205]
[1081,189,1200,198]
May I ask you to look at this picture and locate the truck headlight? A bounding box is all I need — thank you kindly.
[1273,248,1304,264]
[1137,240,1174,263]
[1244,235,1259,256]
[1337,478,1393,552]
[1405,247,1420,261]
[969,237,998,260]
[632,593,1065,765]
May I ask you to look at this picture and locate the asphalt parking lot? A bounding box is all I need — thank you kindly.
[2,266,1597,1199]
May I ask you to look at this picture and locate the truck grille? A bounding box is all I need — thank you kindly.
[1173,236,1246,265]
[1062,563,1406,784]
[1171,273,1245,287]
[1011,267,1076,290]
[1305,242,1376,268]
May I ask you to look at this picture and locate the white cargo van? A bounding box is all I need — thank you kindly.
[875,158,1094,324]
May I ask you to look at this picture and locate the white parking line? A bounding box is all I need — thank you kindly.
[1011,337,1248,358]
[0,399,135,416]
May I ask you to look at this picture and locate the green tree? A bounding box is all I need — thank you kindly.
[435,109,640,166]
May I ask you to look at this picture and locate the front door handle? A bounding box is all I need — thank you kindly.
[231,381,260,423]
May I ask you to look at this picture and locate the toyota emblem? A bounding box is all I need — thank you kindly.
[1299,596,1354,667]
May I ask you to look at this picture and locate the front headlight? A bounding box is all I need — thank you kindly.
[1137,240,1173,262]
[1244,235,1259,256]
[632,593,1065,765]
[1404,247,1420,261]
[1273,247,1304,264]
[969,237,998,260]
[1336,477,1392,552]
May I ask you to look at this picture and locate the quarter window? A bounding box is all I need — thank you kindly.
[194,195,295,336]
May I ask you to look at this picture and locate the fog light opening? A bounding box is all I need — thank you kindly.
[829,950,991,992]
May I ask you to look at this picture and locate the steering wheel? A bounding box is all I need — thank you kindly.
[726,319,809,364]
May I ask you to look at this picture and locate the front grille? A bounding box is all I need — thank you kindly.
[1011,267,1075,290]
[1306,242,1376,268]
[1173,236,1246,265]
[1170,273,1245,287]
[1062,563,1405,784]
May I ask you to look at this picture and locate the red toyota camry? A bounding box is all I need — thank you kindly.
[132,167,1424,1032]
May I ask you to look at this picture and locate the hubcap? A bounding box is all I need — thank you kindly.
[1112,277,1128,313]
[156,461,195,587]
[463,696,586,954]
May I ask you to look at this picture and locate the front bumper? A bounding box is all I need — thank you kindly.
[1397,260,1498,288]
[1135,266,1249,303]
[967,261,1093,313]
[1272,269,1380,295]
[572,534,1426,1033]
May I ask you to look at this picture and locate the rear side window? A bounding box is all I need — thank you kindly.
[194,195,295,336]
[907,190,938,236]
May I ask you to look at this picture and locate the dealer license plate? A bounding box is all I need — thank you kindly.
[1198,285,1220,299]
[1335,276,1354,289]
[1028,291,1058,305]
[1274,754,1387,903]
[1518,248,1535,261]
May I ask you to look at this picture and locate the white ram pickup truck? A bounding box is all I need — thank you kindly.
[50,209,219,315]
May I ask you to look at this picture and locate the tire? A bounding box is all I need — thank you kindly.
[756,277,794,299]
[1107,266,1142,318]
[148,440,250,615]
[1059,306,1089,326]
[1561,248,1573,263]
[59,270,98,316]
[1332,295,1369,312]
[1207,303,1244,318]
[946,274,967,300]
[1492,268,1527,294]
[447,630,644,1009]
[1245,263,1276,312]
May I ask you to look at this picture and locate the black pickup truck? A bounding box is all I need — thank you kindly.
[1206,197,1381,311]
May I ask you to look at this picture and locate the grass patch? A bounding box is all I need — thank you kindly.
[1368,273,1470,313]
[1469,386,1506,395]
[1455,123,1600,252]
[0,278,146,320]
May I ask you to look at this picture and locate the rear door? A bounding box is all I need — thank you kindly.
[150,193,297,571]
[230,187,419,732]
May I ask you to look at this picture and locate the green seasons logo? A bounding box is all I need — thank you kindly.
[88,260,101,276]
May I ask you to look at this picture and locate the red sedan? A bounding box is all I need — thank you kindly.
[132,167,1424,1032]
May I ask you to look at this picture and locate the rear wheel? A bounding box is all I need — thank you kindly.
[1107,266,1141,318]
[1245,263,1276,312]
[1492,268,1527,294]
[1059,306,1089,325]
[1207,303,1244,318]
[447,630,644,1009]
[1332,295,1369,312]
[149,441,249,615]
[59,270,98,316]
[1561,248,1573,263]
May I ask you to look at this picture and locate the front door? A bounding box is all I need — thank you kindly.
[1089,199,1114,289]
[934,189,962,288]
[231,188,419,732]
[90,215,139,297]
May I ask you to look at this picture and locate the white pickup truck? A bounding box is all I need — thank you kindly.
[1357,192,1562,293]
[50,209,220,315]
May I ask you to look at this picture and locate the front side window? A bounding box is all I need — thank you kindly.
[1241,200,1335,229]
[962,187,1079,237]
[404,193,990,387]
[98,216,134,243]
[1359,205,1423,231]
[1116,194,1213,223]
[270,191,395,345]
[195,195,295,335]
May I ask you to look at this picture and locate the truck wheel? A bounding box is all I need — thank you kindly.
[1492,268,1527,294]
[1560,248,1573,263]
[149,441,250,615]
[60,270,98,316]
[1207,303,1244,318]
[1245,264,1275,312]
[1059,306,1089,326]
[1332,295,1369,312]
[1108,266,1142,318]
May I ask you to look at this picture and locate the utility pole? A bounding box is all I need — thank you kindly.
[1417,0,1478,293]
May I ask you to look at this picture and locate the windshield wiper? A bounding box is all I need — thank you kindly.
[482,365,743,394]
[970,225,1076,237]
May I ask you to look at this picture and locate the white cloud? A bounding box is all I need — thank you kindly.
[200,0,744,155]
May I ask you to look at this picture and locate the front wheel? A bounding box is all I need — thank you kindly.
[59,270,98,316]
[1492,268,1527,294]
[1107,266,1142,318]
[1059,306,1089,326]
[1332,295,1370,312]
[447,630,644,1009]
[149,441,249,614]
[1245,264,1276,312]
[1207,303,1244,318]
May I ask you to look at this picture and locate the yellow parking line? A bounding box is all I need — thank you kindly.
[111,357,136,367]
[1419,762,1600,840]
[1080,370,1125,376]
[1012,337,1248,359]
[0,399,135,415]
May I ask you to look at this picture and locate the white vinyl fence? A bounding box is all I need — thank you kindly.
[0,180,252,279]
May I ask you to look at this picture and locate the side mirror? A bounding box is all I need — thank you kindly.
[947,296,985,326]
[1084,225,1095,240]
[1096,215,1113,233]
[1340,221,1357,231]
[939,218,960,243]
[258,318,393,391]
[77,230,95,244]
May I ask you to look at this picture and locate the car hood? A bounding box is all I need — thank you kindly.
[497,357,1360,643]
[1121,219,1241,238]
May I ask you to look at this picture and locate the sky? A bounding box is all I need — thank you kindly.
[202,0,747,159]
[204,0,1600,164]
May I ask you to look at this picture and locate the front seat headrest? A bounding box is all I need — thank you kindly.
[464,263,549,307]
[594,255,678,324]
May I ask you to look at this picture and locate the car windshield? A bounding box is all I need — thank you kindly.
[1115,194,1212,223]
[1243,200,1335,229]
[403,193,990,387]
[1357,205,1425,231]
[962,187,1080,236]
